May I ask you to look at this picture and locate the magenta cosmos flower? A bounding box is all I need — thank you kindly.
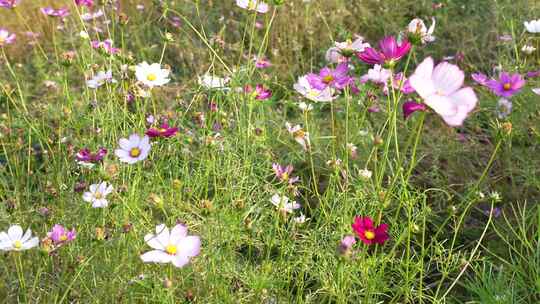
[47,224,76,245]
[91,39,120,55]
[0,0,19,9]
[145,122,179,138]
[351,216,389,245]
[402,101,427,119]
[74,0,93,7]
[357,36,411,66]
[245,84,272,100]
[76,147,107,163]
[486,72,525,98]
[306,63,352,90]
[409,57,478,126]
[272,163,299,184]
[0,28,16,46]
[41,6,70,18]
[471,72,489,87]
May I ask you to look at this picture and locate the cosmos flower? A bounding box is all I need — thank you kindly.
[254,56,271,68]
[272,163,300,184]
[360,64,391,85]
[285,122,310,150]
[326,37,370,63]
[47,224,76,245]
[497,98,512,119]
[392,73,415,94]
[81,9,104,21]
[245,84,272,100]
[198,74,230,90]
[86,70,117,89]
[521,45,536,54]
[339,235,357,255]
[402,101,427,119]
[486,72,526,98]
[140,224,201,268]
[471,72,489,87]
[91,39,120,55]
[0,28,15,46]
[533,88,540,95]
[0,225,39,251]
[407,18,436,44]
[135,62,170,88]
[76,147,107,165]
[41,6,70,18]
[145,122,179,138]
[0,0,19,9]
[115,134,151,164]
[236,0,269,13]
[270,194,301,213]
[83,182,113,208]
[74,0,93,7]
[351,216,389,245]
[294,75,337,102]
[524,19,540,33]
[357,36,411,66]
[409,57,478,126]
[306,63,352,90]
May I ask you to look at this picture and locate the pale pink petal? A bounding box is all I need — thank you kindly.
[424,94,457,117]
[171,253,190,268]
[409,57,436,98]
[533,88,540,95]
[169,224,188,245]
[178,236,201,257]
[155,225,170,245]
[140,250,172,263]
[118,138,132,150]
[144,233,165,250]
[432,62,464,95]
[22,237,39,249]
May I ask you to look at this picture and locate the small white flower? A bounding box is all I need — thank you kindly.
[533,88,540,95]
[326,37,370,63]
[86,70,117,89]
[294,213,308,223]
[293,76,337,102]
[79,31,90,39]
[524,19,540,33]
[270,194,301,213]
[198,74,230,90]
[521,44,536,54]
[407,18,436,44]
[286,122,310,151]
[0,225,39,251]
[140,224,201,268]
[83,182,113,208]
[361,64,391,84]
[358,168,372,180]
[236,0,269,13]
[298,102,313,112]
[489,191,502,202]
[497,98,512,119]
[135,62,170,88]
[114,134,151,164]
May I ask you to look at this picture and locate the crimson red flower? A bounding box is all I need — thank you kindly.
[146,123,178,138]
[351,216,389,245]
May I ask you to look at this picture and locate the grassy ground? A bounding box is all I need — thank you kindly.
[1,0,540,303]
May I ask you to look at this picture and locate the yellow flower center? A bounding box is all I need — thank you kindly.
[165,244,177,255]
[364,230,375,240]
[159,128,167,133]
[146,73,157,81]
[293,130,305,138]
[129,147,141,157]
[94,191,103,199]
[503,83,511,90]
[60,234,68,241]
[13,240,22,249]
[323,75,334,84]
[282,172,289,180]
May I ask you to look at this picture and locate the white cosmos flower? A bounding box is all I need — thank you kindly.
[533,88,540,95]
[294,75,337,102]
[524,19,540,33]
[298,102,313,112]
[86,70,117,89]
[270,194,301,213]
[326,37,370,63]
[0,225,39,251]
[236,0,269,13]
[285,122,310,151]
[521,45,536,54]
[294,213,308,223]
[140,224,201,268]
[83,181,113,208]
[361,64,391,84]
[358,168,373,180]
[497,98,512,119]
[114,134,151,164]
[135,62,170,88]
[407,18,436,44]
[198,74,230,90]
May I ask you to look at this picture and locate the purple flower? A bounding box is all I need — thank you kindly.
[76,147,107,164]
[91,39,120,55]
[0,28,16,46]
[74,0,93,7]
[357,36,411,65]
[486,72,525,98]
[47,224,76,245]
[392,73,414,94]
[402,101,427,119]
[471,72,489,87]
[254,84,272,100]
[272,163,299,184]
[41,6,70,18]
[146,123,179,138]
[0,0,19,9]
[306,63,352,90]
[254,56,271,68]
[339,235,357,255]
[526,70,540,78]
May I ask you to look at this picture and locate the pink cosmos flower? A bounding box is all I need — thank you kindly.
[306,63,352,90]
[471,72,489,87]
[360,64,391,85]
[76,147,107,163]
[254,56,271,68]
[486,72,525,98]
[339,235,357,254]
[402,101,427,119]
[41,6,70,18]
[74,0,93,7]
[526,70,540,78]
[0,0,19,9]
[409,57,478,126]
[351,216,389,245]
[47,224,76,245]
[0,28,16,46]
[145,123,179,138]
[245,84,272,100]
[236,0,269,13]
[272,163,300,184]
[357,36,411,65]
[392,73,415,94]
[91,39,120,55]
